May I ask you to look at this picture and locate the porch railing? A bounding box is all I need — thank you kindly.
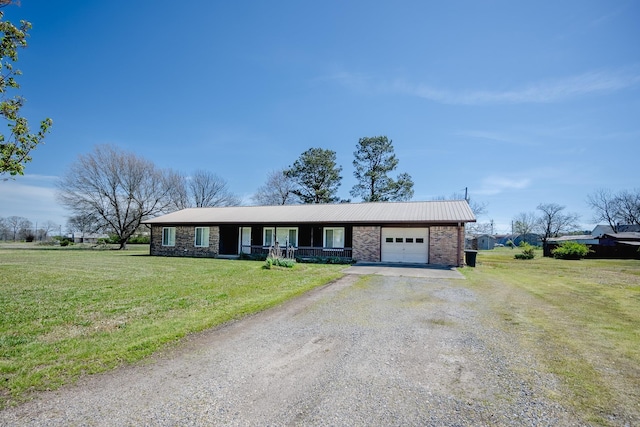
[244,245,352,259]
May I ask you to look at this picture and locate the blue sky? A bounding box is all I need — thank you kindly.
[1,0,638,234]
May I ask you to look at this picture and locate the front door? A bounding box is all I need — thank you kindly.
[239,227,251,254]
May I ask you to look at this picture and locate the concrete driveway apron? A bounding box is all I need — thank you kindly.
[342,262,465,279]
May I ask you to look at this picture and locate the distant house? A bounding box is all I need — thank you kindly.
[467,234,496,250]
[546,234,599,245]
[476,234,496,250]
[496,234,542,247]
[599,232,640,258]
[546,226,640,259]
[70,233,109,244]
[591,225,613,238]
[592,224,640,237]
[143,200,476,266]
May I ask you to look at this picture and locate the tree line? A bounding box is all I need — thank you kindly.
[511,203,581,245]
[509,188,640,246]
[0,216,59,241]
[55,136,414,249]
[587,188,640,232]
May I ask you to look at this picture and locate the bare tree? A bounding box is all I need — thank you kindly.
[57,145,173,249]
[0,217,7,240]
[434,191,488,218]
[467,221,495,237]
[252,169,298,205]
[17,218,32,240]
[587,188,640,231]
[616,189,640,226]
[67,214,97,242]
[189,170,240,207]
[535,203,580,245]
[40,220,58,241]
[164,169,191,211]
[587,188,621,232]
[512,212,537,244]
[435,191,488,237]
[5,215,27,241]
[167,170,240,210]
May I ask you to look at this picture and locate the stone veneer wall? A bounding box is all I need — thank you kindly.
[429,225,464,266]
[352,226,381,262]
[150,225,220,257]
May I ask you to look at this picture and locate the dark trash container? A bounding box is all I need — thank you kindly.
[465,250,478,267]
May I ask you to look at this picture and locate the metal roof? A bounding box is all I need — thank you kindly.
[547,235,599,244]
[143,200,476,225]
[603,232,640,240]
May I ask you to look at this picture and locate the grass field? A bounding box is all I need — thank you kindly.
[1,245,638,424]
[462,247,640,425]
[0,245,343,408]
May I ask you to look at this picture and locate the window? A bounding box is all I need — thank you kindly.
[406,238,414,243]
[323,227,345,249]
[396,238,403,243]
[276,227,298,247]
[263,227,275,247]
[162,227,175,246]
[194,227,209,247]
[385,237,393,243]
[416,238,424,244]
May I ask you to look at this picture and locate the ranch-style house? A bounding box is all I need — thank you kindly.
[143,200,476,266]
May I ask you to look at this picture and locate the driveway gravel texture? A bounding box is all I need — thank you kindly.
[1,272,592,426]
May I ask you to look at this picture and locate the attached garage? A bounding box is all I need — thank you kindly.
[381,227,429,263]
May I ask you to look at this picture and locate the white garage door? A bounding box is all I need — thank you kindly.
[381,228,429,263]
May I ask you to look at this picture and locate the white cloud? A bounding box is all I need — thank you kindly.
[476,175,532,196]
[0,175,68,226]
[328,67,640,105]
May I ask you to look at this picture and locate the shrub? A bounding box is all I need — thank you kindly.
[54,236,74,247]
[264,256,296,269]
[552,241,590,260]
[275,258,296,268]
[106,234,121,244]
[59,238,73,247]
[239,252,268,261]
[514,242,536,260]
[295,256,354,265]
[127,235,150,244]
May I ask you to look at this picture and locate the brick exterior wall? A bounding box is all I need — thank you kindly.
[150,225,219,257]
[352,226,381,262]
[148,223,466,266]
[429,225,464,266]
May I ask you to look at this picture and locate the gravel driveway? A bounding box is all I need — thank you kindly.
[1,271,584,426]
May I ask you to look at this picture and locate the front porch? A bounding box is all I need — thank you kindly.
[244,245,353,260]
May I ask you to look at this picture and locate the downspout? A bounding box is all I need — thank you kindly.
[457,223,463,266]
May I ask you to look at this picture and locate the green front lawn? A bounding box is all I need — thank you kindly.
[0,246,343,407]
[462,248,640,425]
